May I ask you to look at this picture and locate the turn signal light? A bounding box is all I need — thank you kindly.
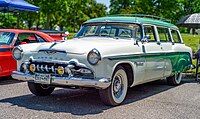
[57,66,64,75]
[29,64,35,72]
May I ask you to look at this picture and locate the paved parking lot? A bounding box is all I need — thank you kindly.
[0,77,200,119]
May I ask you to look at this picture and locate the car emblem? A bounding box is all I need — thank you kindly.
[45,50,56,55]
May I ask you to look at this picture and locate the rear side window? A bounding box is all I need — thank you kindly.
[17,33,38,44]
[144,25,156,42]
[15,33,39,45]
[157,27,171,42]
[171,30,181,43]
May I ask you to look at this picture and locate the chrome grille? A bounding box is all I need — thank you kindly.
[27,57,94,78]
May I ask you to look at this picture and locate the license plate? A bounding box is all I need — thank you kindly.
[35,73,51,84]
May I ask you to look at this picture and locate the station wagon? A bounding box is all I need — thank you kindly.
[11,14,193,106]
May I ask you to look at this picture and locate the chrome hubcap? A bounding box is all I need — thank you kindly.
[175,73,181,83]
[113,75,123,98]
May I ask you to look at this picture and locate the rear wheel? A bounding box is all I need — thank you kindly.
[99,66,128,106]
[166,73,182,86]
[28,82,55,96]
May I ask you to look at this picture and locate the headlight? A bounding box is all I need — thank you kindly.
[87,49,101,65]
[12,46,23,60]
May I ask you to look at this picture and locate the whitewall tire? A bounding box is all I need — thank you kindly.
[166,73,182,86]
[99,66,128,106]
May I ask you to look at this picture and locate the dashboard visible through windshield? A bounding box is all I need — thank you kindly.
[75,23,141,40]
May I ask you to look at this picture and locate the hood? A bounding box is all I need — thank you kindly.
[35,37,137,56]
[19,43,49,53]
[0,45,12,52]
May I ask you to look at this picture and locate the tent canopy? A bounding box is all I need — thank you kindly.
[177,13,200,28]
[0,0,40,12]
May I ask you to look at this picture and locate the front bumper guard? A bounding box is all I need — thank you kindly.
[11,71,111,89]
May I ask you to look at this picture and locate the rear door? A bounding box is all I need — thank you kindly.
[157,27,173,77]
[142,25,165,81]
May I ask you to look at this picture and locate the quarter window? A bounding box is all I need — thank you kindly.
[157,27,170,42]
[35,34,46,42]
[171,30,181,43]
[144,25,156,42]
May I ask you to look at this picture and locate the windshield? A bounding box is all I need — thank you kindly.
[75,23,141,40]
[0,32,15,45]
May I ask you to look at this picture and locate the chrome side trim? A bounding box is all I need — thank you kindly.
[11,71,111,89]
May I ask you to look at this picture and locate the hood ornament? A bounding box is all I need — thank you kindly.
[49,42,57,49]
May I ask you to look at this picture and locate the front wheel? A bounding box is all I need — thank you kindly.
[28,82,55,96]
[166,73,182,86]
[99,66,128,106]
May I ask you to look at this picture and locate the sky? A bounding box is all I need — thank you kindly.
[96,0,110,8]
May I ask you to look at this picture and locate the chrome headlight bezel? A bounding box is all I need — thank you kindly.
[87,49,101,65]
[12,46,23,60]
[20,62,29,73]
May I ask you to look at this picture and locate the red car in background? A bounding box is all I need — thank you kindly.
[39,30,70,40]
[0,29,55,77]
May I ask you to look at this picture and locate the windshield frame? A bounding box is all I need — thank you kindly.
[75,22,142,40]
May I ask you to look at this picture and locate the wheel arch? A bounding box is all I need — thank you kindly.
[174,58,188,74]
[111,61,134,87]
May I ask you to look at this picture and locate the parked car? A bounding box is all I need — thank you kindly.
[11,15,193,106]
[39,30,70,40]
[0,29,55,77]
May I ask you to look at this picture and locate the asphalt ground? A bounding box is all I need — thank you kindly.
[0,77,200,119]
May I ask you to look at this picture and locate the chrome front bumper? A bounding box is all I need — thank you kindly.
[11,71,111,89]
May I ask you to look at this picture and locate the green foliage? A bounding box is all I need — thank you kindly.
[1,0,200,35]
[22,0,107,32]
[0,0,107,32]
[109,0,200,24]
[0,13,17,28]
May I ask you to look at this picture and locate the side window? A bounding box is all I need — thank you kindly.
[157,27,170,42]
[171,30,181,43]
[144,25,156,42]
[109,28,117,37]
[15,33,37,45]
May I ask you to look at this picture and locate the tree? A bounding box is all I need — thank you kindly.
[110,0,135,14]
[109,0,200,24]
[24,0,107,31]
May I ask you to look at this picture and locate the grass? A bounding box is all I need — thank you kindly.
[182,34,200,74]
[182,34,200,52]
